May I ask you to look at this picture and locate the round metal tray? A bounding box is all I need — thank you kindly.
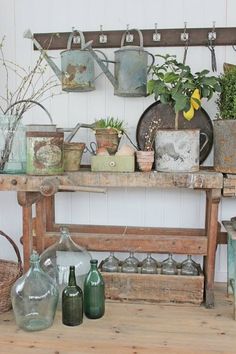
[136,101,213,164]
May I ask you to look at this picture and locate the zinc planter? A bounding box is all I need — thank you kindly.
[214,120,236,173]
[155,129,204,172]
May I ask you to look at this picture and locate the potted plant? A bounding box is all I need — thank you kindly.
[214,63,236,173]
[93,116,125,155]
[136,119,156,172]
[147,54,220,172]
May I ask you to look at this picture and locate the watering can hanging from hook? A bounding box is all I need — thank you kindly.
[24,28,107,92]
[85,28,155,97]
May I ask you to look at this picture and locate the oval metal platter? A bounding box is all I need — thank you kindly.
[136,101,213,164]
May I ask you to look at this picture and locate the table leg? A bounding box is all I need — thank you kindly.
[227,235,234,295]
[204,188,221,308]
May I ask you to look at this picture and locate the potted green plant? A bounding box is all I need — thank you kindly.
[93,116,125,155]
[214,63,236,173]
[147,54,221,172]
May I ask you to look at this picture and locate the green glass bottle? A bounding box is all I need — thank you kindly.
[62,266,83,326]
[84,259,105,319]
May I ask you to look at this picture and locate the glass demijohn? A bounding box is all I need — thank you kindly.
[84,259,105,319]
[181,255,199,276]
[40,226,91,304]
[121,252,139,273]
[101,252,119,272]
[62,265,83,326]
[141,253,157,274]
[11,251,59,331]
[161,253,178,275]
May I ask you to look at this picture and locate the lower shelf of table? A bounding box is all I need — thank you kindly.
[101,271,204,305]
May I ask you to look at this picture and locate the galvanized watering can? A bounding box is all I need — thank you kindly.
[86,28,155,97]
[24,29,106,92]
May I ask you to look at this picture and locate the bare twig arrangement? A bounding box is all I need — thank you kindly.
[0,36,60,171]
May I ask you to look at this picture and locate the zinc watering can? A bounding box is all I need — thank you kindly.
[85,28,155,97]
[24,29,107,92]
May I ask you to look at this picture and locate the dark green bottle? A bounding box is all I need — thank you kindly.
[62,266,83,326]
[84,259,105,319]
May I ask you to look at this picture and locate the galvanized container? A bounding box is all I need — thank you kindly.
[155,129,201,172]
[26,131,64,175]
[63,142,85,172]
[214,120,236,173]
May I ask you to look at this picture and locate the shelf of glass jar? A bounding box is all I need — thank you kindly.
[100,252,201,276]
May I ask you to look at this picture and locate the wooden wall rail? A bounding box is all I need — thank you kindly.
[33,27,236,50]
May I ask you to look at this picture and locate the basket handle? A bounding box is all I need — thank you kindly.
[4,100,53,124]
[0,230,23,272]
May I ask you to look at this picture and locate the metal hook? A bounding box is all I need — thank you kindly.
[71,27,80,44]
[208,21,216,42]
[126,24,134,43]
[153,22,161,42]
[232,45,236,52]
[99,25,107,44]
[181,21,189,42]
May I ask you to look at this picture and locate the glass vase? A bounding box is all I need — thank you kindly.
[11,251,59,331]
[0,114,26,173]
[40,226,91,306]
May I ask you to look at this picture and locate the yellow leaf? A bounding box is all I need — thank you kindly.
[183,104,195,121]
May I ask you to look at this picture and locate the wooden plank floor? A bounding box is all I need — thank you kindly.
[1,283,236,354]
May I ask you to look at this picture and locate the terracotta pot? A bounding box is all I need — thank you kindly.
[136,150,154,172]
[95,128,120,155]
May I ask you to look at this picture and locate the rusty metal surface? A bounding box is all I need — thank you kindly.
[26,132,64,175]
[136,101,213,164]
[214,120,236,174]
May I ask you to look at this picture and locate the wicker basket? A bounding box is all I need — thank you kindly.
[0,230,23,313]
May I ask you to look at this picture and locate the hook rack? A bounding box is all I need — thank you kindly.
[33,26,236,50]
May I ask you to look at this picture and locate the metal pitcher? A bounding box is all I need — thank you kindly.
[24,29,106,92]
[86,28,155,97]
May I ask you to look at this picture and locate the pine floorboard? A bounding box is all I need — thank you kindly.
[0,283,236,354]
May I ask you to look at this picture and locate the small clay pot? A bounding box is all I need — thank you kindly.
[95,128,120,155]
[136,150,154,172]
[63,142,85,171]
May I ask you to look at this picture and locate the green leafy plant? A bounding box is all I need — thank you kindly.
[147,54,221,129]
[94,117,125,136]
[216,64,236,119]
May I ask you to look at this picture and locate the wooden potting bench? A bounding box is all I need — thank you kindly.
[0,169,223,307]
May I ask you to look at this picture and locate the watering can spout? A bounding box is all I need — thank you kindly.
[85,40,117,89]
[23,29,62,81]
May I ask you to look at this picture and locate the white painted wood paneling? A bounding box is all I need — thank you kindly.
[1,0,236,281]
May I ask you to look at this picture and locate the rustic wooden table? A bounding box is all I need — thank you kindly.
[0,169,223,308]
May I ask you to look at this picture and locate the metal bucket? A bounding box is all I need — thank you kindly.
[63,142,85,172]
[214,119,236,173]
[155,129,201,172]
[26,130,64,175]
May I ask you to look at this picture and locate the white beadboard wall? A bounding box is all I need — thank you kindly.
[0,0,236,281]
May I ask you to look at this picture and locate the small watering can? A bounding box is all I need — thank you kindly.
[24,29,106,92]
[86,29,155,97]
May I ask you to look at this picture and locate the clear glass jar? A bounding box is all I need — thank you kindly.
[0,114,26,173]
[11,251,58,331]
[101,252,119,272]
[40,226,91,305]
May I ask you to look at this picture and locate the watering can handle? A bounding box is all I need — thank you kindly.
[147,52,155,74]
[67,30,86,50]
[121,28,144,48]
[93,49,109,80]
[4,100,53,124]
[200,132,209,152]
